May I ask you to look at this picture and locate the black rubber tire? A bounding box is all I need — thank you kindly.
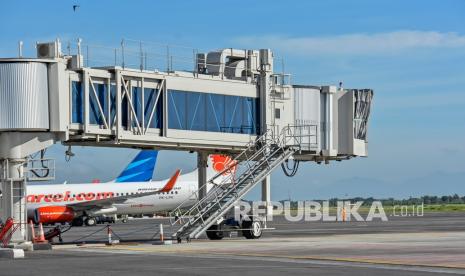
[71,217,84,227]
[242,220,262,239]
[85,217,97,226]
[206,225,224,240]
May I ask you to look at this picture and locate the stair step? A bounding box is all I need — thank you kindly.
[172,136,296,239]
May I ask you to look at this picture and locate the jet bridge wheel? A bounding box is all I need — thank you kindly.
[206,225,224,240]
[242,220,262,239]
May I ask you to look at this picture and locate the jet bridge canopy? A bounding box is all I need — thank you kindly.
[0,40,373,159]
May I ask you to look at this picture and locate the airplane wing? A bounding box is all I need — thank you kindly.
[66,169,181,211]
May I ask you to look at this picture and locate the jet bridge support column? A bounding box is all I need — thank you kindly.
[0,162,27,243]
[0,133,56,244]
[197,152,208,200]
[261,175,272,227]
[0,135,28,243]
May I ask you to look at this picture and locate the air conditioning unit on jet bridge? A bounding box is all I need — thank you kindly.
[36,40,61,59]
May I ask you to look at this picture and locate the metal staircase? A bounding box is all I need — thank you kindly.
[170,125,317,240]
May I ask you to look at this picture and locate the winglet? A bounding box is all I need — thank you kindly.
[159,169,181,193]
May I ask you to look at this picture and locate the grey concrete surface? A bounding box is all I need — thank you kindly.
[49,212,465,244]
[1,212,464,275]
[0,249,462,276]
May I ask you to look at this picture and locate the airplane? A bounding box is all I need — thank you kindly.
[26,151,233,227]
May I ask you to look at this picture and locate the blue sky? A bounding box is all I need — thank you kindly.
[1,0,464,199]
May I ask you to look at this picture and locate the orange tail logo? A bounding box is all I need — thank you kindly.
[210,155,237,176]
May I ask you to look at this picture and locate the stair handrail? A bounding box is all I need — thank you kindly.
[172,124,318,238]
[186,146,297,239]
[169,124,316,226]
[169,129,276,225]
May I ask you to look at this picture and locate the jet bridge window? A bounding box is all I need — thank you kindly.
[72,81,83,124]
[168,90,260,134]
[89,83,107,125]
[131,87,162,129]
[353,89,373,140]
[71,81,163,130]
[72,81,110,125]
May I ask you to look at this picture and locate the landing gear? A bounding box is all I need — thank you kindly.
[206,224,224,240]
[119,215,128,223]
[71,217,84,227]
[71,216,97,226]
[242,220,262,239]
[85,217,97,226]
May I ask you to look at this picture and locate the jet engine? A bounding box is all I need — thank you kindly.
[33,206,75,224]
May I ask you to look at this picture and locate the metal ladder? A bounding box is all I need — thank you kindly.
[170,125,314,240]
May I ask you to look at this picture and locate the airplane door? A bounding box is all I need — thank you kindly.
[273,102,284,136]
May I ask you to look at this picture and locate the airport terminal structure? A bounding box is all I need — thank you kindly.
[0,39,373,245]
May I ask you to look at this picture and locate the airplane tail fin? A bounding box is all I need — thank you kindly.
[114,150,158,183]
[207,154,237,180]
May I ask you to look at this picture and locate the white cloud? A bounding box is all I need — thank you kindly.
[235,30,465,56]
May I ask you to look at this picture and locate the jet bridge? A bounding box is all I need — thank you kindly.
[0,40,373,243]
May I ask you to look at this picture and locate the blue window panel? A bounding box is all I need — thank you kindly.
[206,94,225,132]
[143,88,162,129]
[242,97,254,134]
[245,97,260,134]
[187,92,206,131]
[71,81,83,123]
[225,95,243,133]
[167,89,260,135]
[155,91,162,129]
[168,90,186,130]
[110,85,116,127]
[254,98,261,134]
[89,83,107,125]
[132,87,143,127]
[143,88,155,128]
[121,89,128,129]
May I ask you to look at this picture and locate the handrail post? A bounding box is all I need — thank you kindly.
[121,39,125,69]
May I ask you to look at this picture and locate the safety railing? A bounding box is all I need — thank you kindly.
[0,218,20,247]
[271,73,292,99]
[168,124,317,228]
[280,124,318,151]
[168,129,275,226]
[63,38,289,83]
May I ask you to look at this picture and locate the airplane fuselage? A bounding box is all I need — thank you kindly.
[26,172,199,219]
